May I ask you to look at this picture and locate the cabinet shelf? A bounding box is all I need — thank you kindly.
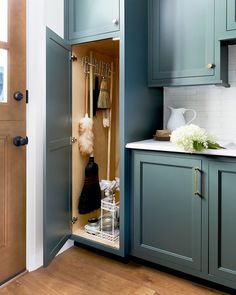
[73,228,120,250]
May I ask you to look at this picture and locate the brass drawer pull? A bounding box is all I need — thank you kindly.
[194,167,202,197]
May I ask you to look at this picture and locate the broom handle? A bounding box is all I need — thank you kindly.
[85,74,89,114]
[89,51,94,118]
[107,62,114,180]
[89,52,94,157]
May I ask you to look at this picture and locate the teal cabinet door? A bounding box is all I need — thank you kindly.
[44,28,72,266]
[68,0,120,42]
[215,0,236,41]
[149,0,220,87]
[227,0,236,30]
[209,161,236,283]
[132,151,202,272]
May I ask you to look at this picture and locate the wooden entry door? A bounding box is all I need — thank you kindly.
[0,0,26,284]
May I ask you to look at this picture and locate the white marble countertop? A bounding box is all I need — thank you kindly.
[126,139,236,157]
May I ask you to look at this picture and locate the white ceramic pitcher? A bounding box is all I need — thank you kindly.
[167,107,197,131]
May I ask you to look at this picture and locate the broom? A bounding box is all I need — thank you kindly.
[78,52,101,214]
[78,156,101,214]
[106,62,114,180]
[97,76,111,128]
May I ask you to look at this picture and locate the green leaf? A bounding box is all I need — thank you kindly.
[207,141,225,150]
[193,141,205,151]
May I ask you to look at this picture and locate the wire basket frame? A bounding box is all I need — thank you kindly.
[84,196,120,243]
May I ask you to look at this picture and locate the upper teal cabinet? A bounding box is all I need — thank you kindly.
[215,0,236,40]
[149,0,228,87]
[227,0,236,31]
[68,0,120,43]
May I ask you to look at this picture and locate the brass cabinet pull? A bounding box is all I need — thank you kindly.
[207,63,215,69]
[194,167,201,197]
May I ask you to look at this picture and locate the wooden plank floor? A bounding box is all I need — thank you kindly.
[0,246,233,295]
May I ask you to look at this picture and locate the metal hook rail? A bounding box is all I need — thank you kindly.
[81,55,112,78]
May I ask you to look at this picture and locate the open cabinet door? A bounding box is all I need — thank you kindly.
[44,28,72,266]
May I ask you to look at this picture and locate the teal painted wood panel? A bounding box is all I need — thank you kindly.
[149,0,217,86]
[209,161,236,282]
[121,0,163,256]
[132,151,202,272]
[68,0,120,41]
[44,28,72,267]
[227,0,236,30]
[215,0,236,41]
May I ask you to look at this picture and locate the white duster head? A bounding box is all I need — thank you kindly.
[78,114,94,156]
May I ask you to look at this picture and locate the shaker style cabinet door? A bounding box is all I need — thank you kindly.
[227,0,236,30]
[44,28,72,267]
[209,161,236,283]
[68,0,120,41]
[132,151,202,272]
[149,0,215,86]
[215,0,236,41]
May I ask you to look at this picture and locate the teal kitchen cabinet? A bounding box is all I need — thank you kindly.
[149,0,228,87]
[132,151,203,272]
[67,0,120,43]
[227,0,236,31]
[215,0,236,41]
[209,160,236,284]
[130,149,236,289]
[44,0,163,267]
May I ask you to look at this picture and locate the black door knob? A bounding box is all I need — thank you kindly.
[13,91,24,101]
[13,136,28,147]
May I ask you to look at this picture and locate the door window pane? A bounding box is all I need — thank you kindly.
[0,49,7,103]
[0,0,8,42]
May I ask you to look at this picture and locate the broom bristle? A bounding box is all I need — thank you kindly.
[78,157,101,214]
[97,79,110,109]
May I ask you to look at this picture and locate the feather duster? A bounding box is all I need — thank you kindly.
[78,113,94,156]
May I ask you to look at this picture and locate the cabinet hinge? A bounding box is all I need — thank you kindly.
[26,90,29,104]
[70,55,77,62]
[70,137,77,145]
[72,217,78,224]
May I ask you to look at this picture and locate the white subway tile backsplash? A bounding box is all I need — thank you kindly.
[164,45,236,141]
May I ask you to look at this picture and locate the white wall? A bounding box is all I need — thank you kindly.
[46,0,64,38]
[26,0,46,272]
[26,0,72,272]
[164,46,236,142]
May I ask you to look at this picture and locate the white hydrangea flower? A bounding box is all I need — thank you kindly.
[170,124,218,152]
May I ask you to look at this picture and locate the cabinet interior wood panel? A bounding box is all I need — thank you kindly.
[71,39,120,247]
